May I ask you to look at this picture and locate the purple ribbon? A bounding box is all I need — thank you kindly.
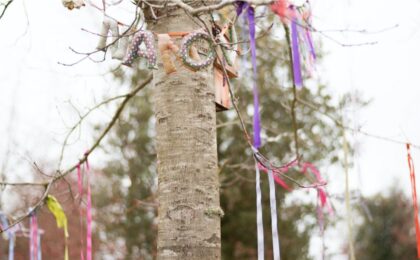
[238,4,264,259]
[247,6,261,148]
[291,11,303,88]
[236,1,261,148]
[235,1,247,16]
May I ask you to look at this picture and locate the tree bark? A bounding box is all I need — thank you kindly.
[145,3,221,259]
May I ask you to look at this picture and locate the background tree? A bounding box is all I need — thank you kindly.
[353,187,417,260]
[93,10,348,259]
[94,77,157,259]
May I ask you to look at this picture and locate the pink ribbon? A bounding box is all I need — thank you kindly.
[77,164,83,197]
[30,212,39,260]
[258,163,291,191]
[76,154,92,260]
[85,157,92,260]
[257,158,299,191]
[270,0,290,22]
[77,163,85,260]
[300,162,333,216]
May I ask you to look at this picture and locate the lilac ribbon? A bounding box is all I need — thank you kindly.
[305,29,316,61]
[291,11,303,88]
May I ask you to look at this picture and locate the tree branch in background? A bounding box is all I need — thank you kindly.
[0,0,13,20]
[0,74,152,233]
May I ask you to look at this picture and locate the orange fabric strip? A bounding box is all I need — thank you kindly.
[167,31,189,37]
[407,143,420,258]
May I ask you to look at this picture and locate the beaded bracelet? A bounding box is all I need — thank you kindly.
[180,30,216,70]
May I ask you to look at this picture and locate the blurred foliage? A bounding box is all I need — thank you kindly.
[93,12,359,260]
[353,188,418,260]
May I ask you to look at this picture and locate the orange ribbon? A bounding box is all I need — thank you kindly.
[407,143,420,258]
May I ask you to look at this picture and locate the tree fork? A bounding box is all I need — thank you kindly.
[144,2,221,259]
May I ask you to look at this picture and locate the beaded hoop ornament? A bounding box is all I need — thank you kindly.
[180,30,216,70]
[122,30,157,69]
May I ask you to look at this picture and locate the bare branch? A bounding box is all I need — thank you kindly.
[169,0,274,15]
[0,0,13,20]
[0,75,152,233]
[57,91,130,169]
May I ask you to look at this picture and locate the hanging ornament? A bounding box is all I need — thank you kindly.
[97,18,119,52]
[96,17,131,61]
[180,30,216,70]
[122,30,157,69]
[112,34,130,61]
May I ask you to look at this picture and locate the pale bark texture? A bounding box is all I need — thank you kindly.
[145,2,221,259]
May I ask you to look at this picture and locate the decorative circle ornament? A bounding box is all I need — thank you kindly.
[180,30,216,70]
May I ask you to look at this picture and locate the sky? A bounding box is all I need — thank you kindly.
[1,0,420,259]
[312,0,420,196]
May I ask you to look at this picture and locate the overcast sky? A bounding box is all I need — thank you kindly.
[1,0,420,259]
[312,0,420,196]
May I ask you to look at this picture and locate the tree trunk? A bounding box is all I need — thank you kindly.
[145,3,221,259]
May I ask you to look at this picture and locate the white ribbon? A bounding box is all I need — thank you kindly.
[255,162,264,260]
[1,212,14,260]
[268,168,281,260]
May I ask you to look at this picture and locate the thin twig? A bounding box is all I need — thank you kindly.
[0,0,13,20]
[0,75,152,233]
[283,22,300,161]
[296,97,420,150]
